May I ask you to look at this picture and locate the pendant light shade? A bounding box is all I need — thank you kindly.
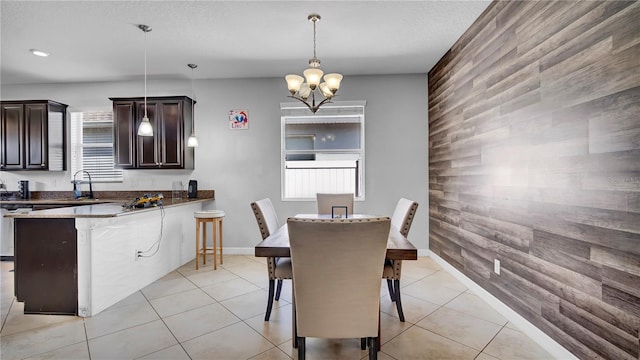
[137,24,153,137]
[137,116,153,136]
[187,63,199,147]
[187,134,199,147]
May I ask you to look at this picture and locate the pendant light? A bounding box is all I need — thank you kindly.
[137,24,153,137]
[187,64,199,147]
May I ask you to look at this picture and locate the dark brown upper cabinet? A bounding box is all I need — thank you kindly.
[110,96,194,170]
[0,100,67,171]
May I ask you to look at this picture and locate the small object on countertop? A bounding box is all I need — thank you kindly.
[125,193,164,209]
[188,180,197,198]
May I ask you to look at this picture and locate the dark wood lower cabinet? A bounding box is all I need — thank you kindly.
[14,218,77,315]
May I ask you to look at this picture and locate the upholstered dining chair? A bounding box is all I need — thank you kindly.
[250,198,292,321]
[316,192,354,217]
[383,198,419,322]
[288,216,390,360]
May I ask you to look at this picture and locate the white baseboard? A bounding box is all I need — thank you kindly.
[222,247,256,255]
[429,252,577,360]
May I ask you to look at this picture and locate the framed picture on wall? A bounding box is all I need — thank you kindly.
[229,110,249,130]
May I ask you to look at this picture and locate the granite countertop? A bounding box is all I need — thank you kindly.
[0,190,214,204]
[4,197,214,219]
[2,190,215,218]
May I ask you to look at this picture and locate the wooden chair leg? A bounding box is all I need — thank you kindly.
[297,337,305,360]
[275,279,283,301]
[265,279,275,321]
[386,279,395,301]
[394,279,405,322]
[361,337,367,350]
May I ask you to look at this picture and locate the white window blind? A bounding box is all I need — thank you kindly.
[70,111,123,182]
[281,101,366,201]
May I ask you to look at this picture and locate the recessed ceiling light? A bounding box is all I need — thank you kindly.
[29,49,50,57]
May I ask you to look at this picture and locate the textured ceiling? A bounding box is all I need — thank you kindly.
[0,1,490,85]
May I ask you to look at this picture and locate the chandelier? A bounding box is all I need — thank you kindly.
[285,14,343,113]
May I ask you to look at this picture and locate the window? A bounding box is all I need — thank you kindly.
[281,101,365,200]
[70,111,123,182]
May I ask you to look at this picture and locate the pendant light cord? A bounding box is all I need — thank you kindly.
[191,66,195,132]
[144,29,148,118]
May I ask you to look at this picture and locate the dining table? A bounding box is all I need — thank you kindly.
[254,214,418,352]
[254,214,418,260]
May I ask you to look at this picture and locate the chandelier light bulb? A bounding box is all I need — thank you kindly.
[286,74,304,95]
[323,73,343,93]
[319,82,333,99]
[299,83,312,100]
[303,68,324,90]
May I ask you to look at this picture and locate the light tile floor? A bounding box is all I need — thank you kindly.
[0,256,554,359]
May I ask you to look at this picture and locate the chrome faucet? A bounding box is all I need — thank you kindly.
[72,170,94,199]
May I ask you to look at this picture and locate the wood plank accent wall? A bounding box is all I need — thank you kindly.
[427,1,640,359]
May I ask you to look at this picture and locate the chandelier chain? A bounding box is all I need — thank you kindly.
[313,17,317,59]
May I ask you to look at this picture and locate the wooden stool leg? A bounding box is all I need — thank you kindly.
[202,221,207,265]
[212,219,217,270]
[195,219,200,270]
[219,218,223,265]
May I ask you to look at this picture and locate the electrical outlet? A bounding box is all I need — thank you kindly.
[494,259,501,275]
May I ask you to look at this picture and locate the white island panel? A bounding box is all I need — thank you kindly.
[76,202,205,316]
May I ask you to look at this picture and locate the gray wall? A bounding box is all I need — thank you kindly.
[1,74,429,251]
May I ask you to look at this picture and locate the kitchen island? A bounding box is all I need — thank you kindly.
[5,197,214,317]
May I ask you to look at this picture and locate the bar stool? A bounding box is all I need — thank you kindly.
[194,210,225,270]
